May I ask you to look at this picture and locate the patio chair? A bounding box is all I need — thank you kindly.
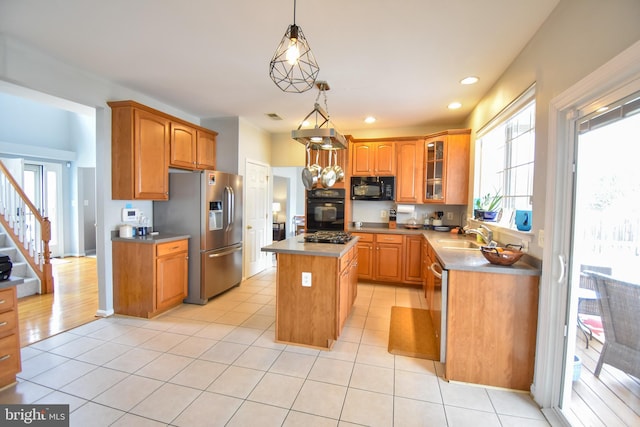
[587,271,640,379]
[578,265,612,317]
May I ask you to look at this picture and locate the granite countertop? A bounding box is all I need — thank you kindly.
[261,235,360,258]
[0,277,24,290]
[111,232,190,244]
[348,225,541,276]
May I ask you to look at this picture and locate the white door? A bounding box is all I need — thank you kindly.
[245,160,270,277]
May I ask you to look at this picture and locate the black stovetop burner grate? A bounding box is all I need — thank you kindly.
[304,231,353,244]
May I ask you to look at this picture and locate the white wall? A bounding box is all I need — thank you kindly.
[464,0,640,260]
[0,35,202,316]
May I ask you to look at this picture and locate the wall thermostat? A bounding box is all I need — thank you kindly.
[121,208,140,222]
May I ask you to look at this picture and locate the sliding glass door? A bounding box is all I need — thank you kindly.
[558,91,640,425]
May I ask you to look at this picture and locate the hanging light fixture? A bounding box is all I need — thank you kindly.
[291,81,347,149]
[269,0,320,93]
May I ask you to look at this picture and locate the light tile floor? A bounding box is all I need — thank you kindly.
[1,267,550,427]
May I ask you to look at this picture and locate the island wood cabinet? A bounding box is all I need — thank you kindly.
[0,286,21,388]
[274,245,358,349]
[350,140,395,176]
[396,139,424,203]
[169,122,217,170]
[424,129,470,204]
[113,239,188,318]
[445,269,539,391]
[109,100,217,200]
[338,245,358,332]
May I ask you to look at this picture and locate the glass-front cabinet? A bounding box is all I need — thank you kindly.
[424,138,444,201]
[423,130,470,205]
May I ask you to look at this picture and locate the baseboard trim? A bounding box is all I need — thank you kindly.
[95,309,114,318]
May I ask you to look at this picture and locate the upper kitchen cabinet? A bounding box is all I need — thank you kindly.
[350,140,395,176]
[423,129,471,204]
[169,123,217,170]
[109,100,218,200]
[195,129,217,170]
[109,101,170,200]
[396,139,424,203]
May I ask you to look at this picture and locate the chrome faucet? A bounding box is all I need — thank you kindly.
[465,224,494,245]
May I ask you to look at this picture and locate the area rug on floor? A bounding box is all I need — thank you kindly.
[388,306,439,360]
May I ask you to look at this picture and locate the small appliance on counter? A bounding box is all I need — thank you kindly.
[389,208,397,229]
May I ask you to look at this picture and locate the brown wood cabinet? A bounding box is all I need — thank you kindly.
[424,129,471,204]
[396,140,424,203]
[113,239,188,318]
[274,245,358,349]
[374,233,403,282]
[353,232,424,285]
[338,245,358,332]
[445,270,539,391]
[169,123,218,170]
[110,102,171,200]
[0,286,21,388]
[352,232,374,280]
[403,235,423,284]
[109,100,218,200]
[350,140,395,176]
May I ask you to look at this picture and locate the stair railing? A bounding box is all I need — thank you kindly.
[0,160,54,293]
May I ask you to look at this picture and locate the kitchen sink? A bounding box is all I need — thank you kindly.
[437,239,482,250]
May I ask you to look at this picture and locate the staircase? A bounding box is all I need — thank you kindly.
[0,227,40,297]
[0,160,54,295]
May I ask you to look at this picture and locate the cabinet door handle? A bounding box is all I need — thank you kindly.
[0,321,7,327]
[0,300,5,304]
[0,354,10,362]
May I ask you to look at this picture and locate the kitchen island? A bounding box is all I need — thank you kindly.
[261,235,359,349]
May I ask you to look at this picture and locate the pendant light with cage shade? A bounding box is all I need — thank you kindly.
[269,0,320,93]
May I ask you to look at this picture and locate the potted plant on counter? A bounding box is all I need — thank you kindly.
[474,191,502,221]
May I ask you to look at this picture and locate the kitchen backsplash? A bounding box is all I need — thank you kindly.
[351,201,467,226]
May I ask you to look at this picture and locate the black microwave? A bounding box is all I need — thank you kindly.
[350,176,395,200]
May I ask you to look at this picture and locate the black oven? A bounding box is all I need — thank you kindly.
[350,176,395,200]
[306,188,345,232]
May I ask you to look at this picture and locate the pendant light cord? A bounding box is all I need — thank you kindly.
[292,0,297,25]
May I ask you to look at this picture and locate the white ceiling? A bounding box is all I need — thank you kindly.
[0,0,560,135]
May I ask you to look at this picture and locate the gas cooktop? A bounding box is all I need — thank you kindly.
[304,231,353,244]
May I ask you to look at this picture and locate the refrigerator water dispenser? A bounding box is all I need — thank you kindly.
[209,201,223,231]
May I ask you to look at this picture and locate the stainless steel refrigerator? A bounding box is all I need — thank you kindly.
[153,170,243,304]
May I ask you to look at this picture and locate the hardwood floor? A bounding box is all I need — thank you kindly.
[572,328,640,426]
[17,256,99,347]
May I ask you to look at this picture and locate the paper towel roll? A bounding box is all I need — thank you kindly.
[396,204,415,214]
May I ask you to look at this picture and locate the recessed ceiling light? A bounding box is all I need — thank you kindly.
[460,76,479,85]
[448,102,462,110]
[364,116,376,124]
[300,120,310,127]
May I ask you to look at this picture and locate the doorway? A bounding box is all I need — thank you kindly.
[23,161,63,258]
[244,159,270,277]
[559,91,640,425]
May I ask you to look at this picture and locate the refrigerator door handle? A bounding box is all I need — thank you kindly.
[208,246,243,258]
[228,186,235,226]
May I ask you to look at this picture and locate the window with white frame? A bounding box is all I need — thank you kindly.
[475,85,536,226]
